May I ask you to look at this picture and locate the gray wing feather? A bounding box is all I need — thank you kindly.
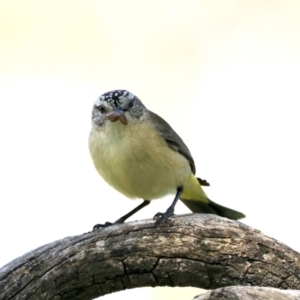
[148,110,196,174]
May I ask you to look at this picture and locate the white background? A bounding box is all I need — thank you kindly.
[1,1,300,299]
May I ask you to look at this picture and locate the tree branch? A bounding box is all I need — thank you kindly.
[1,214,300,300]
[196,286,300,300]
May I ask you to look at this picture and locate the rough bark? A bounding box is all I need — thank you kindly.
[195,286,300,300]
[1,214,300,300]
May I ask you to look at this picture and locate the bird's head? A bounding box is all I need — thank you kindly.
[91,90,146,127]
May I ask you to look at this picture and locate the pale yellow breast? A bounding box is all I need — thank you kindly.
[88,118,191,200]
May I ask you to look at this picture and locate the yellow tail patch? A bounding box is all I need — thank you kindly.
[181,174,209,204]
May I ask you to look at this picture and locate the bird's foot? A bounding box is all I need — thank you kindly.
[93,222,114,231]
[153,207,174,225]
[93,218,125,231]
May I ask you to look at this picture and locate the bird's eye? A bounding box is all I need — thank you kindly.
[98,105,106,113]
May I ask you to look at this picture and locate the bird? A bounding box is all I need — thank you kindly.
[88,90,245,230]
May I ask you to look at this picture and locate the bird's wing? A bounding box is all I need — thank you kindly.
[148,110,197,174]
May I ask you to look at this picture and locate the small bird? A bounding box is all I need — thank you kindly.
[89,90,245,229]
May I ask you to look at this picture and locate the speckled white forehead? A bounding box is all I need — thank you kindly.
[94,90,135,107]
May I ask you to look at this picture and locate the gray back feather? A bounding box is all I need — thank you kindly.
[148,110,196,174]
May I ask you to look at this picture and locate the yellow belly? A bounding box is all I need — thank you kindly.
[88,119,191,200]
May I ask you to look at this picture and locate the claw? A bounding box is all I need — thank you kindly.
[153,210,174,225]
[153,212,163,225]
[93,221,113,231]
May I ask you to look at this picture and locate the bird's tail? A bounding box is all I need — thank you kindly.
[180,198,245,220]
[180,174,245,220]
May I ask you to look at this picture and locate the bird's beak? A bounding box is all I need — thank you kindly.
[107,107,128,125]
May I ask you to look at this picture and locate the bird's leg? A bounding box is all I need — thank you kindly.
[153,187,183,225]
[93,200,150,231]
